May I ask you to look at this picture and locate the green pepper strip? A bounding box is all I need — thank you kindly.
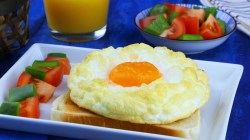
[0,102,20,116]
[144,15,169,36]
[168,11,179,24]
[7,84,37,102]
[47,53,67,58]
[149,4,168,16]
[32,60,60,68]
[217,18,226,34]
[26,66,46,80]
[204,7,217,20]
[178,34,204,40]
[193,6,201,9]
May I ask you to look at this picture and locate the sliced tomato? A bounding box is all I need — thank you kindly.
[174,5,189,16]
[45,56,71,75]
[16,72,33,87]
[181,16,199,34]
[33,79,56,103]
[19,96,40,118]
[164,3,189,16]
[160,17,186,39]
[200,14,223,39]
[164,2,176,15]
[44,66,64,87]
[187,9,205,23]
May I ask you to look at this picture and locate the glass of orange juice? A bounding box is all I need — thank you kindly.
[43,0,109,42]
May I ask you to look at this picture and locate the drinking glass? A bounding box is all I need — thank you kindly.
[43,0,109,42]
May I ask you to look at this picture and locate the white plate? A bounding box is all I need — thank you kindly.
[0,43,243,140]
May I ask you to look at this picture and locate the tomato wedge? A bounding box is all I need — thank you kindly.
[44,66,64,87]
[174,5,189,16]
[16,72,33,87]
[33,79,56,103]
[160,17,186,39]
[186,9,205,23]
[200,14,223,39]
[25,66,63,87]
[45,56,71,75]
[181,16,199,34]
[19,96,40,118]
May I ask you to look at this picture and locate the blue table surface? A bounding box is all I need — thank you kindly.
[0,0,249,139]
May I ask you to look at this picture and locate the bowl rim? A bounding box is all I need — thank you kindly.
[134,4,237,42]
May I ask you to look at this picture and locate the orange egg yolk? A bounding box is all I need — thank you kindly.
[109,62,162,87]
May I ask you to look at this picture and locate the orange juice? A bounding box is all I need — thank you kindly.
[43,0,109,34]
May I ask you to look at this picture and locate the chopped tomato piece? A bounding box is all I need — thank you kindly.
[160,17,186,39]
[44,66,64,87]
[187,9,205,23]
[25,65,63,87]
[174,5,189,16]
[200,15,223,39]
[181,16,199,34]
[19,96,40,118]
[45,56,71,75]
[33,79,56,103]
[164,3,189,16]
[16,72,33,87]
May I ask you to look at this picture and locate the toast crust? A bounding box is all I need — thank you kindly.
[51,92,200,139]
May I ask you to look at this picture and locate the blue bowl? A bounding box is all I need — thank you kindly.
[134,4,237,54]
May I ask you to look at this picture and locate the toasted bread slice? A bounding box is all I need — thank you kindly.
[51,92,200,140]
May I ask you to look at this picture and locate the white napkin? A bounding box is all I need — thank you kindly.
[200,0,250,37]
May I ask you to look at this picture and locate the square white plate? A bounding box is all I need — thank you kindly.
[0,43,243,140]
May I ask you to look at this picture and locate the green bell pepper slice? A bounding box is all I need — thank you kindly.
[0,102,20,116]
[32,60,60,68]
[26,66,46,80]
[217,18,226,34]
[168,11,179,24]
[47,53,67,58]
[149,4,168,16]
[204,7,217,20]
[178,34,204,40]
[144,15,169,36]
[7,84,37,102]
